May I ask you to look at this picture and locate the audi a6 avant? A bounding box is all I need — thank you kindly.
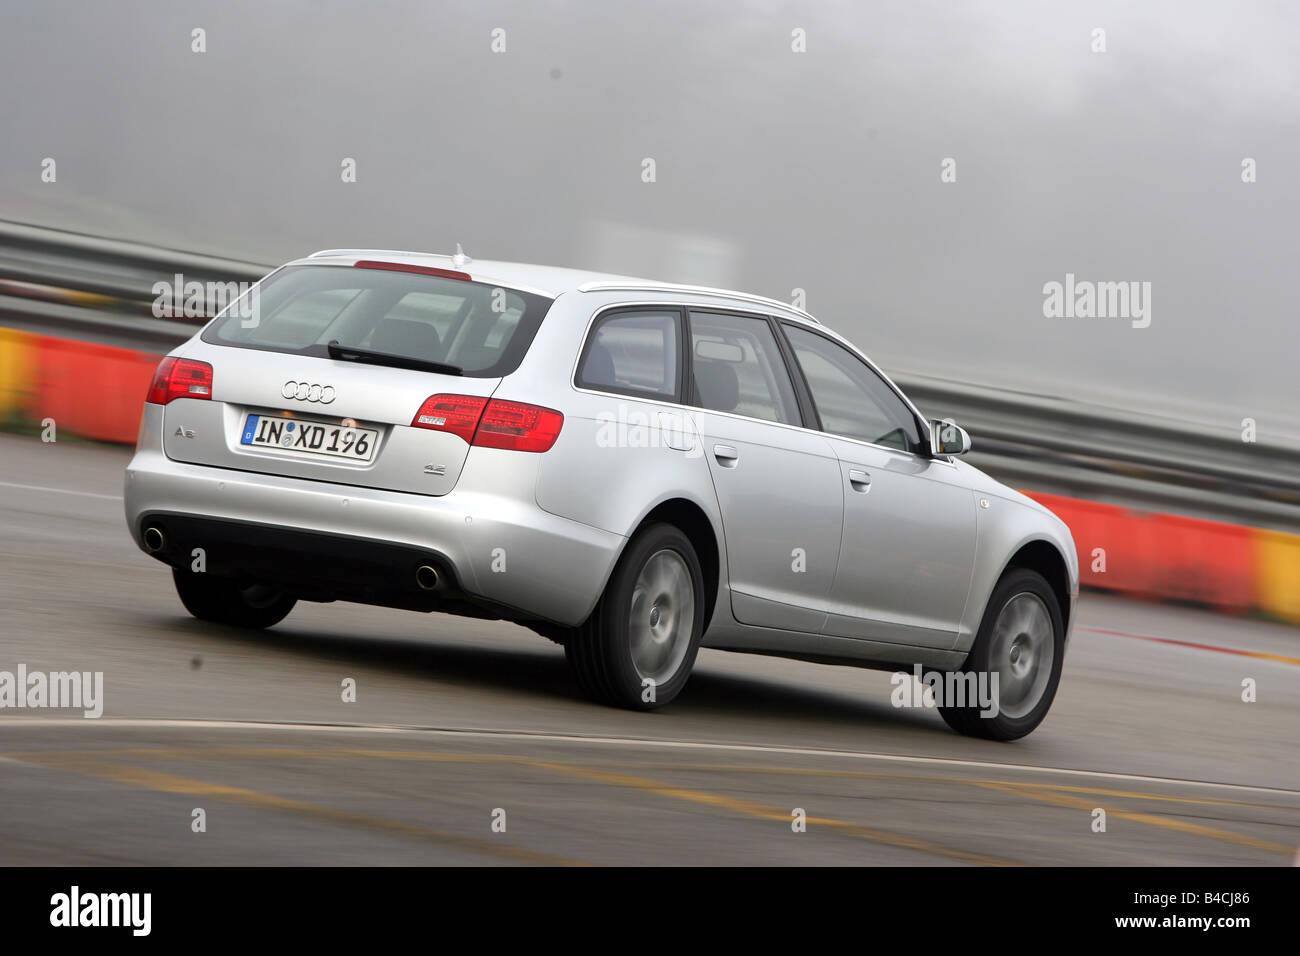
[125,250,1078,739]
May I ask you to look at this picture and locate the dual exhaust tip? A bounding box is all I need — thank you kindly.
[143,526,165,553]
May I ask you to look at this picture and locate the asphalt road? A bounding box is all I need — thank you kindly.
[1,433,1297,865]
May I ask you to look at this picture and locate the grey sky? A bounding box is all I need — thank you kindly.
[1,0,1296,436]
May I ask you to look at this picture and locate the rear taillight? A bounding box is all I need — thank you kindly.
[411,394,563,453]
[411,394,488,444]
[474,399,564,452]
[146,357,213,405]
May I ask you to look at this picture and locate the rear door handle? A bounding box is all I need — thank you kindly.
[713,444,739,466]
[847,468,871,492]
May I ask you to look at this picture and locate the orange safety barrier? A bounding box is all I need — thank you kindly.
[1252,530,1300,625]
[1023,492,1256,615]
[0,326,37,419]
[31,335,160,444]
[1024,493,1154,598]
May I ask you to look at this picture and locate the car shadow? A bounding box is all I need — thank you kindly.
[161,614,948,736]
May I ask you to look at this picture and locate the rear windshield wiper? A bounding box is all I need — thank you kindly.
[326,340,462,376]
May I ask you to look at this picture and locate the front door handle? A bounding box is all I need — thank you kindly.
[847,468,871,492]
[713,444,739,466]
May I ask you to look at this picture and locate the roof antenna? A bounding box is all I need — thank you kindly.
[451,243,471,267]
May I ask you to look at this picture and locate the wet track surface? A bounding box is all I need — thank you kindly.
[1,434,1297,865]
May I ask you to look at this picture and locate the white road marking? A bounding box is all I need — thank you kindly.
[7,716,1299,798]
[0,480,122,501]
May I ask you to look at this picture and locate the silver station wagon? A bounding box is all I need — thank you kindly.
[125,250,1078,739]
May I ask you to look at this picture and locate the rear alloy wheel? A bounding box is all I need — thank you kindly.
[172,568,297,629]
[938,568,1064,741]
[566,523,705,710]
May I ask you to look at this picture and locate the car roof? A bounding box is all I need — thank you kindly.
[293,249,819,323]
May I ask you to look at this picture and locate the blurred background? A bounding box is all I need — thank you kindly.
[0,0,1297,616]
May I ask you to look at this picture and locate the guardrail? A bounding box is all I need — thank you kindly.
[0,219,265,351]
[905,376,1300,530]
[2,218,1298,532]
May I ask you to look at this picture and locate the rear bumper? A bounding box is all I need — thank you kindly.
[137,512,474,614]
[124,406,624,626]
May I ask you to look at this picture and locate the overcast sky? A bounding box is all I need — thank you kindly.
[1,0,1296,437]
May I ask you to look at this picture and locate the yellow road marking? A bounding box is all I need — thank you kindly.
[970,781,1295,857]
[522,759,1019,866]
[15,752,587,866]
[5,747,1015,865]
[9,719,1298,798]
[69,749,1284,813]
[587,761,1300,812]
[11,747,1294,861]
[980,780,1298,810]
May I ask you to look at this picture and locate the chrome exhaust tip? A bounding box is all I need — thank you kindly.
[415,565,440,591]
[143,526,166,553]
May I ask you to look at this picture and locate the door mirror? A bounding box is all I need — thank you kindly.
[929,419,971,456]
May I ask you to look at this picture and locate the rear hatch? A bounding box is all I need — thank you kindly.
[159,260,553,496]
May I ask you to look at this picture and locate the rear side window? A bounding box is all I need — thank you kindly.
[202,264,553,378]
[576,309,681,400]
[688,311,800,425]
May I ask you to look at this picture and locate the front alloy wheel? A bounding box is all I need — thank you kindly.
[938,568,1065,741]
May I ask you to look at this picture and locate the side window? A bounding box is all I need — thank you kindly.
[689,311,800,425]
[783,325,922,452]
[577,310,680,400]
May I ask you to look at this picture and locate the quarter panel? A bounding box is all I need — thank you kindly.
[534,392,713,536]
[532,388,728,627]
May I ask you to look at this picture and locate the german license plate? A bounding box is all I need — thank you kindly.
[240,414,378,462]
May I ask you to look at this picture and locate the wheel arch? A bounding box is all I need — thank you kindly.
[622,496,725,632]
[1000,538,1074,634]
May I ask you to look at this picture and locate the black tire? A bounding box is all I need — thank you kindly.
[172,568,296,629]
[938,568,1064,741]
[565,523,706,710]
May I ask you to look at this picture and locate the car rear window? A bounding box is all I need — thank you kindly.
[202,264,554,377]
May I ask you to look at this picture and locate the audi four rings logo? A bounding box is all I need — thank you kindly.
[282,381,336,403]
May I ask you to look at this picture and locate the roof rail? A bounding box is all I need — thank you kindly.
[307,248,439,259]
[575,281,819,323]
